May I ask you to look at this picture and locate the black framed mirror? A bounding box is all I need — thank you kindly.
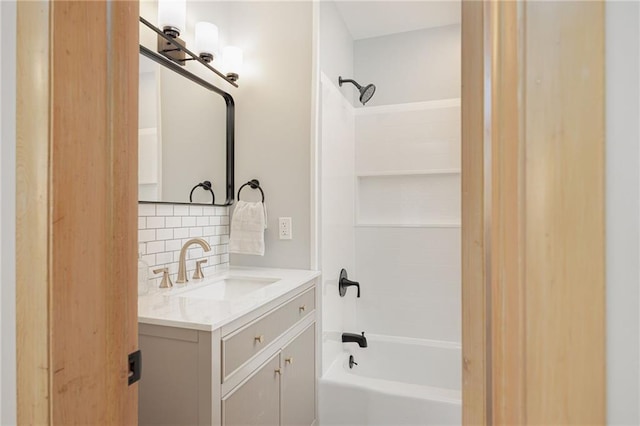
[138,44,235,206]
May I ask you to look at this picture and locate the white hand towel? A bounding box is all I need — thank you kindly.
[229,201,267,256]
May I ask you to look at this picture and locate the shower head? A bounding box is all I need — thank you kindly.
[338,76,376,105]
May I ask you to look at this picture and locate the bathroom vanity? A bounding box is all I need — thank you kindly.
[138,267,320,426]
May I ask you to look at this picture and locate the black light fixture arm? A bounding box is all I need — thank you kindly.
[139,16,238,88]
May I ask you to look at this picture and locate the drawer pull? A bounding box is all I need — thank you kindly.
[299,305,306,313]
[285,357,294,365]
[274,368,281,375]
[254,335,264,344]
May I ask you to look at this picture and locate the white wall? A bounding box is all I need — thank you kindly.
[319,74,357,373]
[351,25,461,343]
[0,1,17,423]
[317,2,358,372]
[354,24,461,107]
[320,1,355,106]
[353,101,461,343]
[605,1,640,424]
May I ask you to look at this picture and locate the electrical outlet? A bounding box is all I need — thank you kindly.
[279,217,292,240]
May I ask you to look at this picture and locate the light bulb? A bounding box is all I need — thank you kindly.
[158,0,186,36]
[195,22,219,63]
[223,46,243,81]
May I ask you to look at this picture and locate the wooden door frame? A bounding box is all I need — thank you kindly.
[462,1,605,424]
[16,1,139,423]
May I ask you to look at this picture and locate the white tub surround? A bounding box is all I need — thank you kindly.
[138,266,320,331]
[319,335,461,426]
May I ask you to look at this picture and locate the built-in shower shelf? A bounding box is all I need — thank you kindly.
[356,173,461,226]
[356,169,461,178]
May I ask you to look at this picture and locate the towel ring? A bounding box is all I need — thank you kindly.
[189,180,215,204]
[237,179,265,203]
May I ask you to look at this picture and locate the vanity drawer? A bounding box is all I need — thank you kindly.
[222,288,315,380]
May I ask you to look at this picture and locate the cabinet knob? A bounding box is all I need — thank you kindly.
[274,368,281,375]
[299,305,306,313]
[254,335,264,344]
[285,357,294,365]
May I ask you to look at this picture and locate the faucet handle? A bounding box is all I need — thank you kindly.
[153,268,173,289]
[193,259,208,280]
[339,269,361,298]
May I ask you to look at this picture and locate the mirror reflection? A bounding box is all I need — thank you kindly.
[138,54,227,205]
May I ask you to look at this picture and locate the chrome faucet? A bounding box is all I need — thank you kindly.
[176,238,211,284]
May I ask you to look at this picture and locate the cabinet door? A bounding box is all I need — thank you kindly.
[281,325,316,426]
[222,353,280,426]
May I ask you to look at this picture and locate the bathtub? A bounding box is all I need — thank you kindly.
[319,334,461,425]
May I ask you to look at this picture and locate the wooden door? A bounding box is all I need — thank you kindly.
[461,1,605,424]
[281,325,316,426]
[222,353,281,426]
[16,1,139,424]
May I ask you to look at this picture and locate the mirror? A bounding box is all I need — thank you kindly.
[138,49,235,205]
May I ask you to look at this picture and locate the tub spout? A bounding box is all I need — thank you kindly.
[342,332,368,348]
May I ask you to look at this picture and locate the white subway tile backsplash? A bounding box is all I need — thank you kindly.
[138,229,156,243]
[174,228,189,239]
[156,228,174,241]
[165,216,182,228]
[156,251,173,265]
[189,227,203,238]
[181,216,196,227]
[174,205,189,216]
[188,247,204,259]
[146,216,166,229]
[165,240,181,251]
[156,204,174,216]
[146,241,165,254]
[138,204,156,216]
[138,202,230,286]
[189,206,203,216]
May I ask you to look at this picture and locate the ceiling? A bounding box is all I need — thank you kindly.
[333,1,461,40]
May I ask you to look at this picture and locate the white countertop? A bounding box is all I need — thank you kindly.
[138,266,321,331]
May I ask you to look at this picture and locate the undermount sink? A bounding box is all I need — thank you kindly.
[172,277,280,301]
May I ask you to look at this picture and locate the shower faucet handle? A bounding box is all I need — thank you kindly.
[339,269,361,298]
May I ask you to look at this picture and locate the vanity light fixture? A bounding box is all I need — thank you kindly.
[141,11,239,87]
[223,46,243,82]
[195,22,219,63]
[157,0,188,63]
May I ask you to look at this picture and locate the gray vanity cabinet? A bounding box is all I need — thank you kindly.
[222,353,281,426]
[281,325,316,426]
[222,325,316,426]
[139,282,317,426]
